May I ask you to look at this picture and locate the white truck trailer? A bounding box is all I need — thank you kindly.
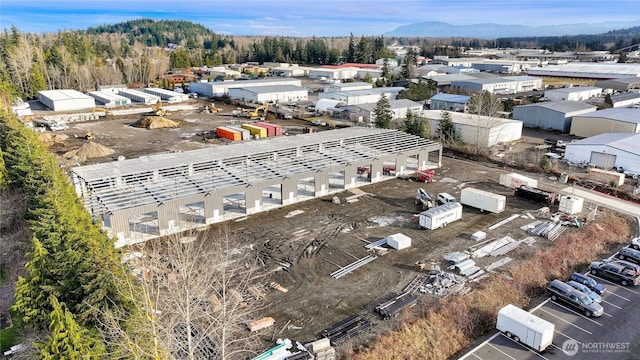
[460,187,506,213]
[496,304,555,353]
[418,202,462,230]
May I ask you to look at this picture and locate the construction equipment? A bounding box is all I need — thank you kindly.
[415,188,435,210]
[414,169,435,183]
[84,131,95,140]
[150,101,169,116]
[203,103,218,113]
[248,103,269,120]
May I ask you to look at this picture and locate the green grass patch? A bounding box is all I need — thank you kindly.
[0,264,6,285]
[0,325,17,352]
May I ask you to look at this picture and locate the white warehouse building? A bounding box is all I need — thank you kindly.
[564,133,640,173]
[512,101,597,132]
[318,87,404,105]
[38,90,96,112]
[189,78,302,98]
[324,82,372,93]
[88,91,132,108]
[118,89,160,105]
[352,99,424,124]
[544,86,602,102]
[144,88,189,103]
[228,85,308,104]
[450,76,542,95]
[570,108,640,138]
[422,110,523,147]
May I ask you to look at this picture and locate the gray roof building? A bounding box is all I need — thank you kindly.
[564,133,640,172]
[429,93,471,112]
[570,108,640,137]
[513,101,596,132]
[594,77,640,92]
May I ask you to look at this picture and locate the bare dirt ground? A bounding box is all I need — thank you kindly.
[32,103,637,355]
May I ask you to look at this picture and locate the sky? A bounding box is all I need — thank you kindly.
[0,0,638,37]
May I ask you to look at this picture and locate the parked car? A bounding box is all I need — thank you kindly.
[567,280,602,303]
[546,279,604,317]
[618,246,640,265]
[630,237,640,250]
[569,272,606,295]
[590,261,640,286]
[603,259,640,276]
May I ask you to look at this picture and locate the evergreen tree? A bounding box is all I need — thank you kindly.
[37,295,106,359]
[373,94,392,129]
[436,110,460,144]
[401,49,416,80]
[346,33,355,63]
[28,59,48,99]
[403,109,430,138]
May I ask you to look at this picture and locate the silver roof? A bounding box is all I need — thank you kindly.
[575,108,640,123]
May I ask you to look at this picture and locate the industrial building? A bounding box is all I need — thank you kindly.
[570,108,640,138]
[189,78,302,98]
[564,133,640,172]
[318,87,404,105]
[586,92,640,108]
[429,93,471,112]
[450,76,542,95]
[351,99,424,124]
[144,88,190,103]
[88,91,132,108]
[512,101,597,132]
[38,90,96,112]
[118,89,161,105]
[528,63,640,80]
[69,128,443,247]
[544,86,602,102]
[422,110,523,147]
[227,85,309,104]
[594,77,640,92]
[324,82,372,93]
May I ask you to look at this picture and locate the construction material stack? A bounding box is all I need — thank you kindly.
[307,338,336,360]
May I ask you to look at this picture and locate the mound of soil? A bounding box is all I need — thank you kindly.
[39,132,69,146]
[133,116,180,129]
[64,141,115,160]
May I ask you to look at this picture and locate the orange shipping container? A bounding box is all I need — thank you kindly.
[216,126,242,142]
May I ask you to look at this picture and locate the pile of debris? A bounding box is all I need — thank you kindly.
[320,313,371,346]
[374,292,418,319]
[133,116,180,129]
[63,141,115,161]
[528,221,566,240]
[403,271,468,296]
[38,132,69,146]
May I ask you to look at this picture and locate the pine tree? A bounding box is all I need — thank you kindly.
[37,295,106,359]
[373,94,392,129]
[437,110,460,144]
[403,109,429,138]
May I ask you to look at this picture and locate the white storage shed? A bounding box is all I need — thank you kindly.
[88,91,131,108]
[564,133,640,173]
[512,101,596,132]
[38,90,96,112]
[144,88,189,103]
[544,86,602,102]
[570,108,640,138]
[386,233,411,250]
[352,99,423,124]
[118,89,160,105]
[423,110,523,147]
[228,85,308,104]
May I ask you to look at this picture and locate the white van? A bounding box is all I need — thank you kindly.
[437,192,456,205]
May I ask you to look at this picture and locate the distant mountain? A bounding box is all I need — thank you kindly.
[385,21,640,39]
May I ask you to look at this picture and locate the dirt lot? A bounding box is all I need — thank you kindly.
[33,103,636,354]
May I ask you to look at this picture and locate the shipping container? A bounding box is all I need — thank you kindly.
[460,187,506,213]
[254,122,283,137]
[226,125,251,141]
[418,202,463,230]
[558,195,584,215]
[241,123,268,138]
[587,168,625,187]
[496,304,554,352]
[514,185,557,205]
[499,173,538,189]
[216,126,242,142]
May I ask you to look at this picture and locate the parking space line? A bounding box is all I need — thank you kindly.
[539,308,593,334]
[590,275,640,295]
[458,333,500,360]
[487,343,516,360]
[554,329,581,344]
[605,291,631,301]
[601,299,622,309]
[501,335,551,360]
[470,353,483,360]
[548,301,604,326]
[602,312,613,318]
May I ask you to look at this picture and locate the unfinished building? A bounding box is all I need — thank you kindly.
[70,128,442,247]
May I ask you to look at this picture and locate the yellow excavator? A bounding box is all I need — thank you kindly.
[248,103,269,120]
[151,101,170,116]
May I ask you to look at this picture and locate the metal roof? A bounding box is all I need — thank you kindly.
[545,86,602,94]
[516,101,596,113]
[567,133,640,156]
[70,128,440,214]
[38,89,93,101]
[355,99,423,112]
[574,108,640,123]
[430,93,471,103]
[229,85,307,94]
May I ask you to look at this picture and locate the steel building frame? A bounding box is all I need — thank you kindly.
[70,128,442,247]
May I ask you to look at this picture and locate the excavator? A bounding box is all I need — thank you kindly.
[248,103,269,120]
[150,101,170,116]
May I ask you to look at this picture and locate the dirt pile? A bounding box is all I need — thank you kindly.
[64,141,115,160]
[133,116,180,129]
[39,133,69,146]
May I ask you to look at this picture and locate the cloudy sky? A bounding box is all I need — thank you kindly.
[1,0,637,36]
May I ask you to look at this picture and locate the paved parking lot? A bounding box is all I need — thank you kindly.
[459,268,640,360]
